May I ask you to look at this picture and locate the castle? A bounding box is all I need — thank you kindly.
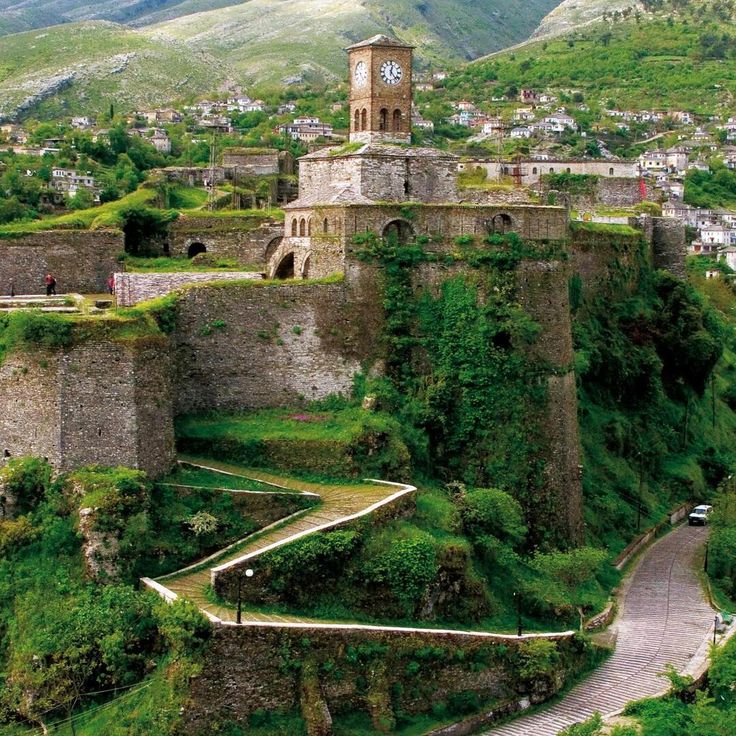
[0,36,688,544]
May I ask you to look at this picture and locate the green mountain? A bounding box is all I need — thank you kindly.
[0,22,229,122]
[0,0,563,119]
[452,13,736,114]
[143,0,563,83]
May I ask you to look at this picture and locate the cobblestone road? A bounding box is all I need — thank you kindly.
[484,524,714,736]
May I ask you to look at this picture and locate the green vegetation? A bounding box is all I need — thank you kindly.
[120,255,260,273]
[450,17,736,114]
[685,164,736,209]
[0,460,211,733]
[574,245,735,551]
[176,408,411,481]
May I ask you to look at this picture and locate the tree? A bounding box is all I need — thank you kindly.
[67,189,95,210]
[531,547,607,630]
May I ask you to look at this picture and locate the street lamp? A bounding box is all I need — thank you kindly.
[236,568,254,625]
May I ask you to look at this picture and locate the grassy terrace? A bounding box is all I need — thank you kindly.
[120,256,264,273]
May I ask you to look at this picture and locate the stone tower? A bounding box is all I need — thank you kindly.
[347,35,413,145]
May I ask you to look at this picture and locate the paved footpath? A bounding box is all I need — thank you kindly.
[484,524,714,736]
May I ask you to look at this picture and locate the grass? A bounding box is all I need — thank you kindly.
[120,256,262,273]
[160,464,289,493]
[0,188,159,238]
[179,207,285,221]
[177,408,376,444]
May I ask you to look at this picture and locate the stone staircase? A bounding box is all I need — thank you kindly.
[144,456,416,624]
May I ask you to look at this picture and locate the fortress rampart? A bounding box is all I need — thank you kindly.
[0,230,122,295]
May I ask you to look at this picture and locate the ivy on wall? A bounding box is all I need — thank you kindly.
[355,230,557,542]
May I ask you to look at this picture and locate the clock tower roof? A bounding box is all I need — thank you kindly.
[346,34,414,51]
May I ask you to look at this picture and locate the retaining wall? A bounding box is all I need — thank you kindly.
[182,624,588,734]
[114,271,263,307]
[0,230,122,295]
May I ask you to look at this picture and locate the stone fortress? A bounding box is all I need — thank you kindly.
[0,35,687,545]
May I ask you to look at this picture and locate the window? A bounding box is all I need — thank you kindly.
[299,218,306,237]
[354,109,360,131]
[361,108,367,131]
[393,109,402,131]
[323,218,329,234]
[307,218,313,237]
[379,108,388,131]
[609,167,614,176]
[532,167,538,175]
[291,219,298,237]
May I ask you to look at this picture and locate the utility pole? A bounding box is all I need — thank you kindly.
[208,129,218,210]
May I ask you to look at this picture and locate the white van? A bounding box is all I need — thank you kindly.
[688,504,713,526]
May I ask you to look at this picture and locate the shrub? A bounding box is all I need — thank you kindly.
[460,487,527,546]
[155,598,211,656]
[0,457,53,514]
[363,532,438,615]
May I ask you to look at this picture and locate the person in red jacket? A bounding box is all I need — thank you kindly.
[107,273,115,295]
[44,274,56,296]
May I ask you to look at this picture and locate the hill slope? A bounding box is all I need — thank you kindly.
[143,0,563,85]
[0,21,229,121]
[452,17,736,114]
[533,0,640,39]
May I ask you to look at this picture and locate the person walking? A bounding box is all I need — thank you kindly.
[44,273,56,296]
[107,273,115,295]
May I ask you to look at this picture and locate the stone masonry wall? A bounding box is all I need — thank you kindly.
[0,230,122,295]
[168,216,283,264]
[172,269,383,414]
[182,625,588,734]
[651,217,687,278]
[516,260,583,545]
[0,337,175,478]
[114,272,263,307]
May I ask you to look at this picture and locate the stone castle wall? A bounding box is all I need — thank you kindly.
[168,216,283,264]
[0,230,122,295]
[183,625,586,733]
[172,268,383,414]
[651,217,687,279]
[114,272,263,307]
[0,336,175,478]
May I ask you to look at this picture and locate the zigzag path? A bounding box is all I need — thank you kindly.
[152,456,416,624]
[483,524,716,736]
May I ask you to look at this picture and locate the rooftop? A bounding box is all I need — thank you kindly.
[346,34,414,50]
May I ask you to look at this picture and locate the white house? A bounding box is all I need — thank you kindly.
[510,126,532,139]
[639,151,667,172]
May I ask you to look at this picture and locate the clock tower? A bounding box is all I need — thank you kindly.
[347,35,413,145]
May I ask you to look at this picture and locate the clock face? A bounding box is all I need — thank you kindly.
[380,59,403,86]
[354,61,368,87]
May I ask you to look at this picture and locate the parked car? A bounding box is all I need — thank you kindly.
[689,504,713,526]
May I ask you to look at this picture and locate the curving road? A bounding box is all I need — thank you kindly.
[484,524,714,736]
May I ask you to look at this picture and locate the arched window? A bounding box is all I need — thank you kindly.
[549,167,555,173]
[392,109,402,131]
[566,167,571,174]
[382,219,415,245]
[354,109,360,131]
[299,218,306,237]
[379,108,388,131]
[361,109,367,131]
[532,167,538,175]
[323,218,329,234]
[291,219,298,237]
[609,167,615,176]
[307,218,313,237]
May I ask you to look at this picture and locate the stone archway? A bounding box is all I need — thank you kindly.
[188,241,207,258]
[264,237,282,264]
[274,253,295,280]
[486,213,514,235]
[302,255,311,279]
[382,219,415,245]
